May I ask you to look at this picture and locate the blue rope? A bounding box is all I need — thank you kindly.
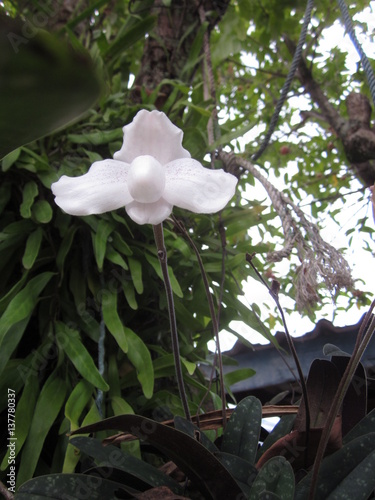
[336,0,375,106]
[251,0,315,162]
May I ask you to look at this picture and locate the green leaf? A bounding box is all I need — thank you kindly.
[101,290,128,353]
[56,322,109,391]
[105,244,128,270]
[67,128,122,146]
[111,395,134,415]
[216,451,257,496]
[250,457,295,500]
[93,219,115,271]
[181,21,207,77]
[128,257,143,294]
[16,373,67,486]
[0,272,54,377]
[32,200,53,223]
[2,147,20,171]
[326,450,375,500]
[16,473,135,499]
[111,231,133,256]
[0,16,101,158]
[122,279,138,310]
[145,253,183,298]
[222,396,262,465]
[224,367,256,386]
[343,408,375,444]
[257,415,296,460]
[22,227,43,269]
[71,436,183,493]
[65,0,112,30]
[56,226,78,270]
[181,357,196,376]
[0,317,30,378]
[295,434,375,499]
[323,343,351,357]
[0,375,39,471]
[174,416,219,453]
[211,119,258,150]
[0,272,29,315]
[110,396,141,457]
[125,327,154,399]
[71,415,244,499]
[103,16,156,60]
[64,379,94,431]
[20,181,38,218]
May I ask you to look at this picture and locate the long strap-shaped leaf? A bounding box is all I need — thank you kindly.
[71,414,244,500]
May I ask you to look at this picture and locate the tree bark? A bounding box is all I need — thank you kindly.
[132,0,230,108]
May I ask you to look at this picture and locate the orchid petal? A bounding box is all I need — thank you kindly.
[126,199,172,225]
[128,155,166,203]
[164,159,237,213]
[114,110,191,165]
[52,159,132,215]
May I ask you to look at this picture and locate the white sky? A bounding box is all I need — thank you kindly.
[210,3,375,351]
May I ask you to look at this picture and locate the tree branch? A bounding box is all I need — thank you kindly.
[284,36,375,186]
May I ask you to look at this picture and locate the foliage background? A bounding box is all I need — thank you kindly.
[0,0,374,490]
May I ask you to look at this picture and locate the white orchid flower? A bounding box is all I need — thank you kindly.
[52,110,237,225]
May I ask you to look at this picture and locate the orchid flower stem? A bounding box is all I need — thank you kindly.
[172,216,227,427]
[246,253,310,463]
[153,223,191,422]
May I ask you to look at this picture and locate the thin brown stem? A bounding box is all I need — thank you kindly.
[172,216,227,427]
[246,253,310,464]
[153,223,191,421]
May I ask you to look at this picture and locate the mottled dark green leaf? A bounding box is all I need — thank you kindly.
[343,408,375,445]
[71,414,244,499]
[257,414,296,460]
[174,415,219,453]
[216,451,257,496]
[15,473,135,499]
[295,433,375,499]
[222,396,262,465]
[250,456,294,500]
[70,436,183,493]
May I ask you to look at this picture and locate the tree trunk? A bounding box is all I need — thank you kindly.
[132,0,230,108]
